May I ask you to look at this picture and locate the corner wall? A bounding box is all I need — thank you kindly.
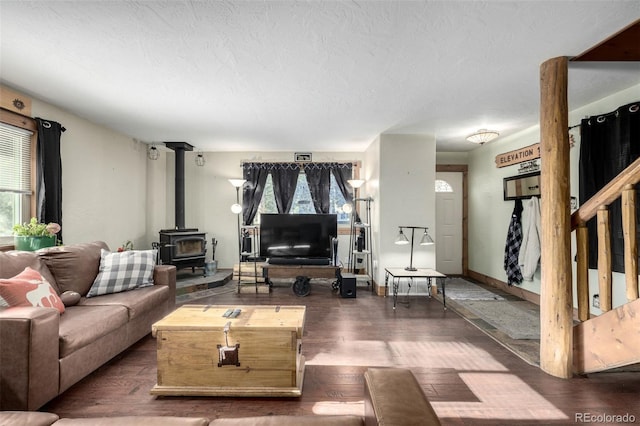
[375,134,436,291]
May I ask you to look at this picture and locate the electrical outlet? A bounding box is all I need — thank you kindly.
[592,294,600,308]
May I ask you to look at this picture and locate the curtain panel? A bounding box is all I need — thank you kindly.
[35,118,65,243]
[242,162,355,222]
[270,164,300,214]
[579,101,640,272]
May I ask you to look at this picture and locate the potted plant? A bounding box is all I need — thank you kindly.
[13,217,61,251]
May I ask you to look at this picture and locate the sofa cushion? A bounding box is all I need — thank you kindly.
[58,305,128,357]
[38,241,108,296]
[210,416,363,426]
[86,249,156,297]
[53,417,210,426]
[0,250,59,293]
[79,285,169,320]
[0,267,65,313]
[0,411,59,426]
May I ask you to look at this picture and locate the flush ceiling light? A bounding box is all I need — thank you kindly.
[466,129,499,144]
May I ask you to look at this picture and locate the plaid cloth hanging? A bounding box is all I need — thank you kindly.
[504,199,523,286]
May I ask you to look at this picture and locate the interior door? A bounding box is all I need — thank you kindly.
[435,172,463,274]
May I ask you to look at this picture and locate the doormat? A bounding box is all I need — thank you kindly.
[444,277,506,301]
[456,299,540,340]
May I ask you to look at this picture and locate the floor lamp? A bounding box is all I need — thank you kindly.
[395,226,434,271]
[345,179,365,272]
[229,179,246,273]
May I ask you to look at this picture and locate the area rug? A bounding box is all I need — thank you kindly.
[444,277,505,301]
[455,299,540,340]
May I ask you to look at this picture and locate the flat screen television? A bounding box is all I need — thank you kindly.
[260,213,337,260]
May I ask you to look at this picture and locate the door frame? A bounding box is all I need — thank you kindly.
[436,164,468,276]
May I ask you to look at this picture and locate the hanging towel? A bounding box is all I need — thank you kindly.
[518,197,541,281]
[504,199,523,286]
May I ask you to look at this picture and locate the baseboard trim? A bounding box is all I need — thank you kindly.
[466,269,590,320]
[466,269,540,305]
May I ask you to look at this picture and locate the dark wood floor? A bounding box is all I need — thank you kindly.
[42,279,640,425]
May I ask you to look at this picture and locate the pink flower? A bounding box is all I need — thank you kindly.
[46,223,61,235]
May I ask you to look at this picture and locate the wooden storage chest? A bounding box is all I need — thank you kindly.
[151,305,306,397]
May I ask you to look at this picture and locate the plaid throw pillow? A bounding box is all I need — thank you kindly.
[87,249,156,297]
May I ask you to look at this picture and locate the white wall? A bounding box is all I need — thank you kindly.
[363,136,381,283]
[468,83,640,314]
[436,151,469,165]
[31,99,149,251]
[376,134,436,292]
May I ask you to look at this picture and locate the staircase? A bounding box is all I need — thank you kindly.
[573,298,640,373]
[570,156,640,374]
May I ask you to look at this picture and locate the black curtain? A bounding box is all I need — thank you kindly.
[242,164,269,226]
[271,164,300,213]
[305,164,331,213]
[35,118,65,243]
[331,163,359,222]
[242,161,356,221]
[579,101,640,272]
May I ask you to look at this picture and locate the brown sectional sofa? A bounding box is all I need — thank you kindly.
[0,241,176,411]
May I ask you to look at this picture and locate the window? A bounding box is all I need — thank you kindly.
[0,122,34,244]
[257,172,350,224]
[435,179,453,193]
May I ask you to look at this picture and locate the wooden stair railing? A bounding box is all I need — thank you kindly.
[570,156,640,321]
[570,157,640,374]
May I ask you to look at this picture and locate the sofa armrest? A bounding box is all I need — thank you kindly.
[153,265,177,311]
[0,411,59,426]
[364,368,441,426]
[0,307,60,410]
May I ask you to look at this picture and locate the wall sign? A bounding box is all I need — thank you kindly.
[295,152,312,162]
[495,143,540,168]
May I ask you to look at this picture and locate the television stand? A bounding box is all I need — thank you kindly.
[267,257,331,266]
[262,262,342,296]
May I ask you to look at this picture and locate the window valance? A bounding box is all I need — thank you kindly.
[242,162,354,172]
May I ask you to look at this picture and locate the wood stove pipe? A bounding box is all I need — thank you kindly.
[164,142,194,230]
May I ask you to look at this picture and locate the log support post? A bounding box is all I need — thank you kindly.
[540,56,573,378]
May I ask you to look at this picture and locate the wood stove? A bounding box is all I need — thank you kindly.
[157,142,207,270]
[159,229,206,269]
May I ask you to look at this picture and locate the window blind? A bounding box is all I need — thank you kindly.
[0,122,32,194]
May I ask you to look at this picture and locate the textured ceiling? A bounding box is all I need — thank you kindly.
[1,1,639,153]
